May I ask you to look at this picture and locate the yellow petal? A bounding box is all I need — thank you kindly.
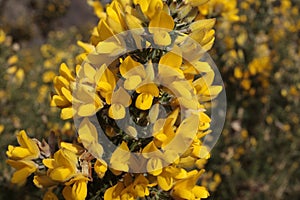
[57,150,77,168]
[193,71,215,89]
[164,115,198,152]
[96,66,116,96]
[33,175,57,188]
[124,75,142,90]
[158,65,185,80]
[177,4,192,19]
[60,142,82,154]
[125,13,143,30]
[6,160,37,185]
[43,158,56,169]
[92,143,105,159]
[78,118,98,145]
[148,103,159,123]
[120,56,144,78]
[110,142,130,172]
[50,166,74,182]
[111,87,132,107]
[125,126,138,138]
[201,36,215,51]
[78,103,98,117]
[61,87,72,103]
[134,184,149,197]
[106,1,125,33]
[96,41,125,56]
[147,157,163,176]
[149,10,174,31]
[147,0,164,19]
[201,29,215,45]
[172,188,193,199]
[133,175,150,197]
[203,85,222,97]
[134,0,149,13]
[77,41,95,53]
[61,107,74,120]
[178,156,196,169]
[173,168,188,179]
[157,173,173,191]
[97,19,114,42]
[94,159,107,179]
[71,180,88,200]
[189,18,216,32]
[135,93,154,110]
[192,145,210,159]
[6,66,18,74]
[52,95,70,107]
[154,133,167,143]
[192,61,212,73]
[11,166,35,185]
[83,63,96,82]
[189,29,205,45]
[170,81,193,99]
[167,108,179,125]
[104,182,124,200]
[6,146,31,159]
[136,83,159,96]
[153,30,172,46]
[54,76,70,93]
[199,112,211,123]
[59,63,75,81]
[159,46,182,69]
[192,186,209,198]
[78,119,104,159]
[108,104,126,119]
[14,130,40,159]
[142,141,159,154]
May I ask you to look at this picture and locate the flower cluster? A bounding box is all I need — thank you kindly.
[6,0,224,199]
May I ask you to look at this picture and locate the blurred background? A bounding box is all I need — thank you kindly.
[0,0,299,199]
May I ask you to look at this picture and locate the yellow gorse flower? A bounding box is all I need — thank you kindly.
[94,159,108,178]
[62,174,89,200]
[51,63,75,119]
[109,87,132,119]
[6,130,40,185]
[172,169,209,200]
[6,130,40,160]
[104,173,153,200]
[78,117,104,159]
[110,141,131,174]
[33,174,57,188]
[6,159,38,186]
[43,148,78,182]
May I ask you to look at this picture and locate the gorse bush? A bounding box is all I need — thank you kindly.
[2,0,300,199]
[5,0,226,199]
